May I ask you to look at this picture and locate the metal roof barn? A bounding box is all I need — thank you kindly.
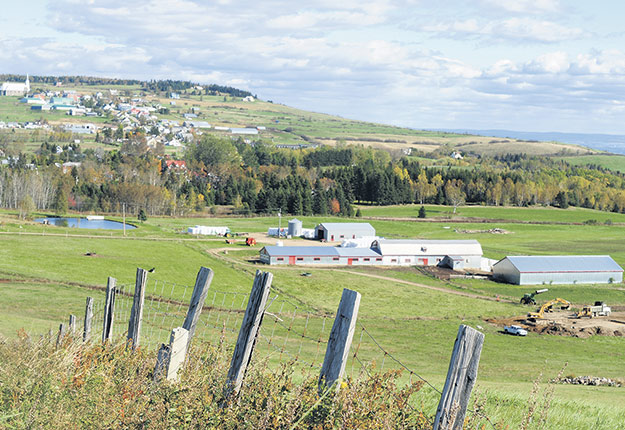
[314,223,376,242]
[371,239,483,256]
[492,255,624,285]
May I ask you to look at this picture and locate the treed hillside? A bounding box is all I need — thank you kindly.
[2,135,625,218]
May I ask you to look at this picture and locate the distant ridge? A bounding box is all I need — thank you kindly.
[432,129,625,155]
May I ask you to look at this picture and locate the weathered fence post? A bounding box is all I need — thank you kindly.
[102,277,117,343]
[83,297,93,342]
[127,268,148,350]
[223,270,273,399]
[318,288,361,393]
[433,325,485,430]
[154,327,189,382]
[69,314,76,334]
[182,267,214,353]
[56,323,66,348]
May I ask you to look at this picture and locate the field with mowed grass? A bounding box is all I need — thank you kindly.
[1,206,625,428]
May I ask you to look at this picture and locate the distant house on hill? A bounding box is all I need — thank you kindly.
[163,160,187,171]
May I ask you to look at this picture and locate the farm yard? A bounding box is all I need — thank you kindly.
[1,205,625,428]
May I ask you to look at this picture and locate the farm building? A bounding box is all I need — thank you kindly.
[259,246,382,266]
[371,239,483,268]
[260,239,484,268]
[314,223,376,242]
[187,226,230,236]
[492,255,624,285]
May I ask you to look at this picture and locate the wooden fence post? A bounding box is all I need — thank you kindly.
[318,288,361,392]
[182,267,214,352]
[433,325,485,430]
[127,268,148,350]
[223,270,273,399]
[56,323,66,348]
[83,297,93,342]
[154,327,189,382]
[69,314,76,334]
[102,277,117,343]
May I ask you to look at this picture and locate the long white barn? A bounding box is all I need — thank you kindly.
[260,239,483,268]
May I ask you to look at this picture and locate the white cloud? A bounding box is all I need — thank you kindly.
[481,0,561,14]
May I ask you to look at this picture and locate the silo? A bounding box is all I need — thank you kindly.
[288,218,303,237]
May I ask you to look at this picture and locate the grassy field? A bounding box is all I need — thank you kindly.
[558,154,625,173]
[1,206,625,427]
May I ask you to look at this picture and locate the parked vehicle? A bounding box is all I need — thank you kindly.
[577,302,611,318]
[504,325,528,336]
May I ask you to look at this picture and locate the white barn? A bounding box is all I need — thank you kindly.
[371,239,483,268]
[314,222,376,242]
[1,75,30,96]
[492,255,623,285]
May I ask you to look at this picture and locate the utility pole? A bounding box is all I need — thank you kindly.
[123,202,126,237]
[278,208,282,238]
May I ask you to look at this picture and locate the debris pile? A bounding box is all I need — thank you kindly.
[455,228,511,234]
[555,376,622,387]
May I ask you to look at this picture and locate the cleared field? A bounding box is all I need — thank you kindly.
[558,154,625,173]
[357,203,625,224]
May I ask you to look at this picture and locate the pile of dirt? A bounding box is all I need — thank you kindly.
[486,311,625,338]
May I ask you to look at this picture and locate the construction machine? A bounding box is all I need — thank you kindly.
[520,288,549,305]
[577,301,611,318]
[527,298,571,320]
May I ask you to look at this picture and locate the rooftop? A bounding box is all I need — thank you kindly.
[499,255,623,273]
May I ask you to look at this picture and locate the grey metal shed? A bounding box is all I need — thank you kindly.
[492,255,623,285]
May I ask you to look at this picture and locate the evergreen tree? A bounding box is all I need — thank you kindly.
[418,205,426,218]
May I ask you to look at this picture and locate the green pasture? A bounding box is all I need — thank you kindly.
[358,203,625,224]
[558,154,625,173]
[1,205,625,428]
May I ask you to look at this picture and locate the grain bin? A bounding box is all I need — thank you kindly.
[288,218,303,237]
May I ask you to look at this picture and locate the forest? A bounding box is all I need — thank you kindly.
[2,132,625,218]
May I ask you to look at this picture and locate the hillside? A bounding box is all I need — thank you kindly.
[0,77,597,157]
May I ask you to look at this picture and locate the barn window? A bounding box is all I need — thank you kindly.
[376,258,382,261]
[297,257,303,261]
[364,258,370,261]
[340,235,345,239]
[333,257,340,261]
[391,259,397,263]
[314,257,321,261]
[353,258,359,262]
[277,257,284,261]
[405,259,410,263]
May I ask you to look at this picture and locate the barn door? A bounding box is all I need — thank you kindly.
[348,258,353,266]
[289,256,296,265]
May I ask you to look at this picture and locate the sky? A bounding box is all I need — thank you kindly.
[2,0,625,134]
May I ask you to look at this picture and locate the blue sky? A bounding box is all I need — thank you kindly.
[2,0,625,134]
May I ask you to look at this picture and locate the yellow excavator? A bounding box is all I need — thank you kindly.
[527,298,571,320]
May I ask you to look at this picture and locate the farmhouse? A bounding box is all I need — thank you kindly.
[371,239,483,268]
[314,222,375,242]
[492,255,624,285]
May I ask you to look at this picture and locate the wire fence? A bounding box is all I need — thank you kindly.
[52,275,445,397]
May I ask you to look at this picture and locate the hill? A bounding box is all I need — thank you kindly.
[0,76,597,157]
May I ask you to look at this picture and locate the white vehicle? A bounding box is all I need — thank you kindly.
[504,325,528,336]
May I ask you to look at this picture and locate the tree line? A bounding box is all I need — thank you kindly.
[3,135,625,218]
